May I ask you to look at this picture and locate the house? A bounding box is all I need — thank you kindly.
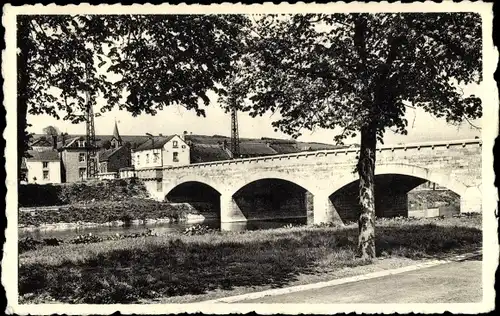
[22,149,61,184]
[97,122,132,174]
[132,134,190,169]
[59,136,94,182]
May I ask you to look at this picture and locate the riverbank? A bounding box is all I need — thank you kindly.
[18,199,217,228]
[19,213,210,234]
[19,216,482,304]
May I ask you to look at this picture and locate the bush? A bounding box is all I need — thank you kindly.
[183,224,215,236]
[19,237,64,253]
[19,179,150,207]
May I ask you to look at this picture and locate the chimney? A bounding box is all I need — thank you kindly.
[52,135,58,150]
[159,133,163,137]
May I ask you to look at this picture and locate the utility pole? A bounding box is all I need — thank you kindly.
[230,98,240,158]
[85,65,97,179]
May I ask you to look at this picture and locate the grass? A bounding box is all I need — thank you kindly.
[18,216,482,304]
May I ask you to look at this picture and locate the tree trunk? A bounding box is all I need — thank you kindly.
[357,123,377,259]
[17,17,31,184]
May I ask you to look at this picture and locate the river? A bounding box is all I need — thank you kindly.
[19,217,308,240]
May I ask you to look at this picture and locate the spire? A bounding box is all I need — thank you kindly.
[112,119,122,148]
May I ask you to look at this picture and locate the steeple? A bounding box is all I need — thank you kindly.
[112,120,122,148]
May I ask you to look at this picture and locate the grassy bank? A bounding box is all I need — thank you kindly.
[19,216,481,304]
[18,199,212,227]
[19,178,150,207]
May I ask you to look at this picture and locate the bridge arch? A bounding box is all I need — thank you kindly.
[328,163,468,197]
[164,179,223,219]
[163,175,224,198]
[227,171,318,197]
[321,163,468,222]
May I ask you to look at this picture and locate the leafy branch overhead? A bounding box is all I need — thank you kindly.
[19,14,250,123]
[221,13,482,144]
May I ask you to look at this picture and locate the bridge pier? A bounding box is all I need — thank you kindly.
[220,193,246,230]
[313,192,344,226]
[460,186,482,213]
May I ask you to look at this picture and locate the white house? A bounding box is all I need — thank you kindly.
[132,134,190,169]
[21,149,62,184]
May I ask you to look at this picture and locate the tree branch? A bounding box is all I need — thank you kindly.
[464,116,481,130]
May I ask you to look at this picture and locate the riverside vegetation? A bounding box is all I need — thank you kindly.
[18,179,211,228]
[19,215,482,304]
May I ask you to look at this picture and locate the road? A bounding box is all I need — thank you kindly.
[239,259,482,304]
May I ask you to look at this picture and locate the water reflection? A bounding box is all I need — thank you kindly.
[19,217,307,240]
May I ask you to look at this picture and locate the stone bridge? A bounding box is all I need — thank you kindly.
[135,139,482,227]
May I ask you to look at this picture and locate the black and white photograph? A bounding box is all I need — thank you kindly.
[2,2,498,314]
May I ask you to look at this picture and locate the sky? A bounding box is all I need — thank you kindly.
[27,93,481,146]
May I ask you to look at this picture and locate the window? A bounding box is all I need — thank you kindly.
[78,140,86,148]
[146,154,150,164]
[153,153,159,163]
[181,145,186,149]
[173,152,179,162]
[173,140,178,148]
[137,154,140,166]
[79,167,86,179]
[42,161,49,169]
[43,170,49,180]
[79,153,86,162]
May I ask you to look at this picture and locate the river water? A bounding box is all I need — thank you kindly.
[19,217,308,240]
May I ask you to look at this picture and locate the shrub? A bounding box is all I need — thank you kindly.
[183,224,215,236]
[19,179,150,207]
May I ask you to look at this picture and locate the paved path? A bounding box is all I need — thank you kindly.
[240,259,482,304]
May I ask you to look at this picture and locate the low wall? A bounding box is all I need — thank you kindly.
[97,172,118,180]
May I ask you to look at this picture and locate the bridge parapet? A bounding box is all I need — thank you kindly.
[135,167,163,180]
[162,139,482,172]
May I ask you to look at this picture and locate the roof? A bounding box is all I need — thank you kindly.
[62,136,84,149]
[98,147,125,162]
[30,137,53,148]
[112,121,122,142]
[268,143,301,154]
[134,135,177,151]
[239,143,278,156]
[25,149,60,161]
[190,144,231,163]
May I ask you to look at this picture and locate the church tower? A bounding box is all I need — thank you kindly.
[111,120,122,149]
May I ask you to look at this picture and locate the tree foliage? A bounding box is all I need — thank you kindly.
[223,13,482,143]
[42,125,60,137]
[222,13,482,258]
[19,14,249,122]
[17,14,250,171]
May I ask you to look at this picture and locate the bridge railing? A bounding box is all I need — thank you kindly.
[135,167,163,180]
[156,138,481,171]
